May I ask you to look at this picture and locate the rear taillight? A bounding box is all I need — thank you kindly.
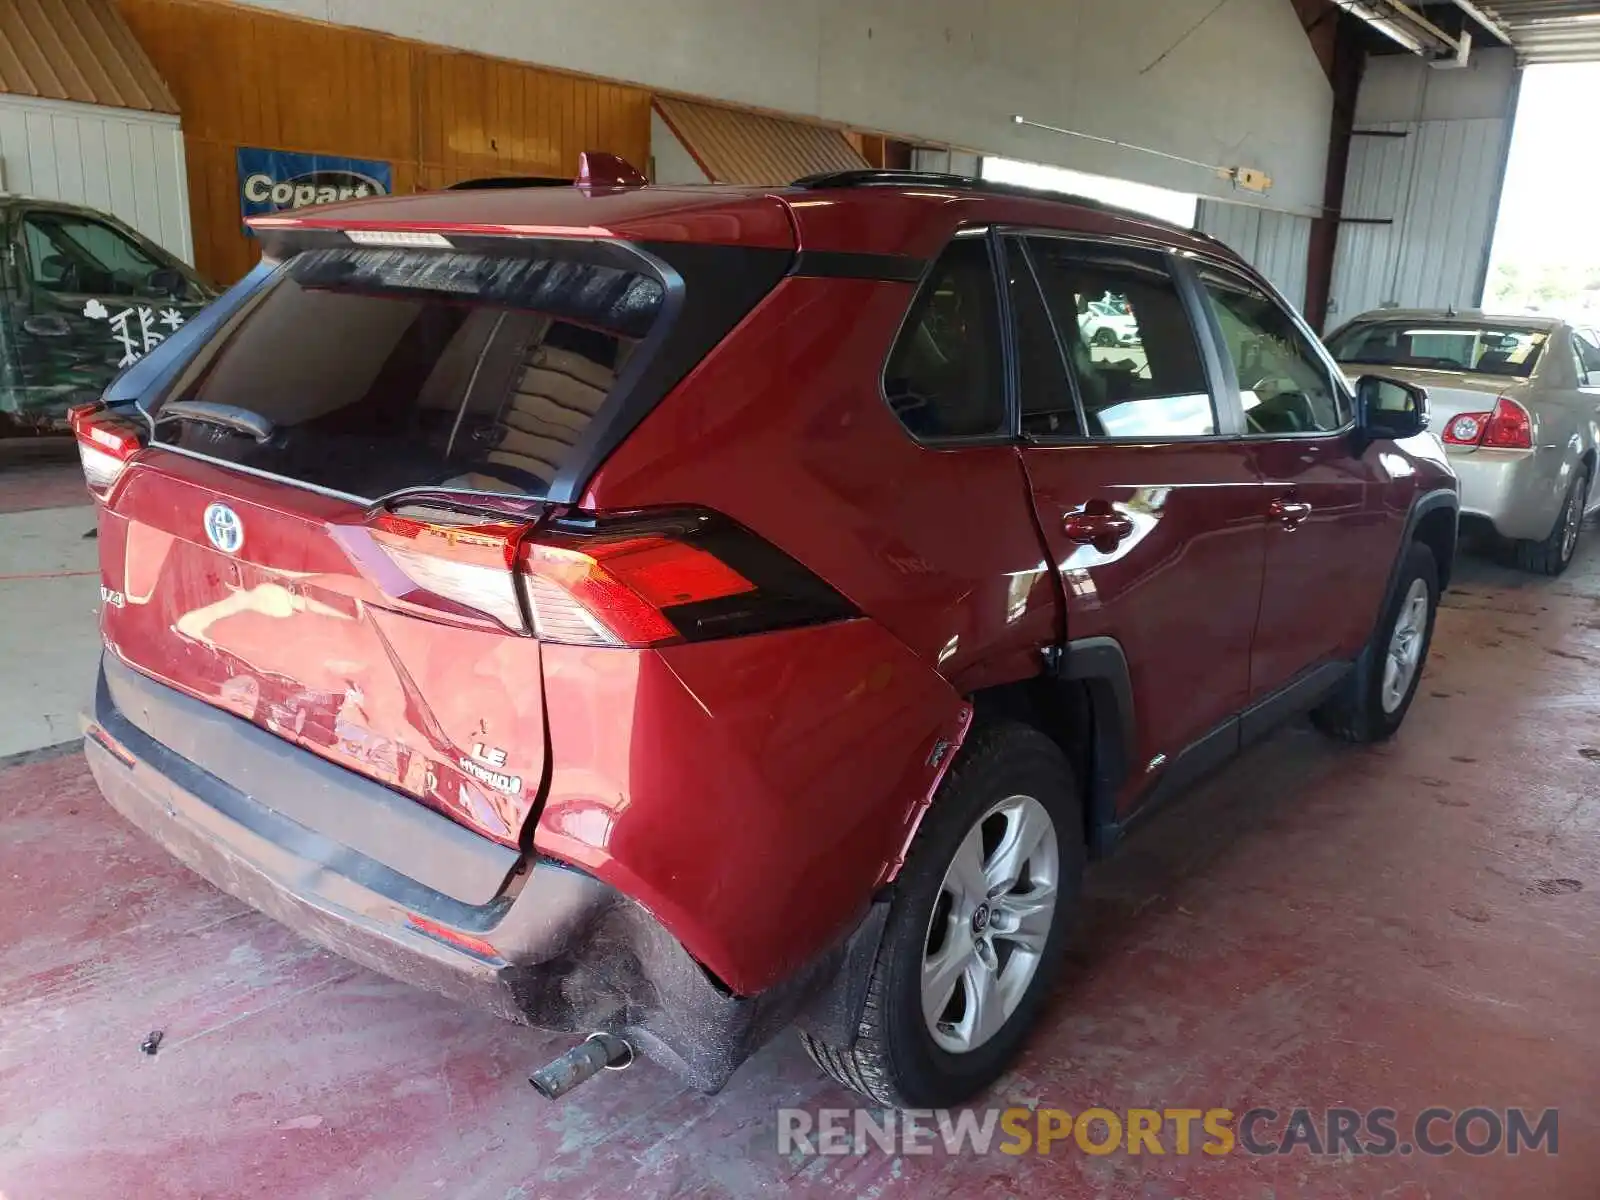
[69,402,145,499]
[1441,412,1488,445]
[368,511,529,632]
[519,509,856,648]
[1481,396,1534,449]
[363,504,855,645]
[1441,397,1533,450]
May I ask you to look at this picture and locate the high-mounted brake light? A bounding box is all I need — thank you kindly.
[518,509,855,649]
[1441,397,1533,450]
[69,402,146,499]
[345,229,453,249]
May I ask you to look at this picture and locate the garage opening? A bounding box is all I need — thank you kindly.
[1485,62,1600,317]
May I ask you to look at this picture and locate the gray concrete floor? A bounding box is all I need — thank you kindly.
[0,471,100,759]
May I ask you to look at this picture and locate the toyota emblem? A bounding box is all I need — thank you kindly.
[203,502,244,554]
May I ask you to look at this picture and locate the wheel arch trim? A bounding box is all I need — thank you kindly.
[1398,487,1459,598]
[1057,635,1137,850]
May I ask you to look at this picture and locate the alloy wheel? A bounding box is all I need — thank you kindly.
[921,794,1059,1054]
[1381,578,1430,714]
[1561,477,1587,565]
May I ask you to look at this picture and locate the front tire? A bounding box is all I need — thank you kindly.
[1312,541,1439,743]
[799,721,1084,1108]
[1514,468,1588,576]
[1092,328,1119,348]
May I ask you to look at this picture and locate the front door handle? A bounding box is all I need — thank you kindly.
[1063,503,1135,547]
[1269,498,1313,530]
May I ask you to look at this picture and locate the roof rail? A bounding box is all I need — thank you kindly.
[446,176,572,190]
[789,169,1209,239]
[791,169,986,190]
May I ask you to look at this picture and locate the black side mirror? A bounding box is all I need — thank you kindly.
[1355,373,1429,441]
[145,267,186,298]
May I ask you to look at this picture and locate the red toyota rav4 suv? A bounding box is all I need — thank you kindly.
[76,168,1457,1108]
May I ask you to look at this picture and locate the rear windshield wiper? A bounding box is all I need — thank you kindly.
[156,401,276,444]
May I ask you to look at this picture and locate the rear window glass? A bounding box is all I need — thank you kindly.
[151,247,666,498]
[1327,321,1548,379]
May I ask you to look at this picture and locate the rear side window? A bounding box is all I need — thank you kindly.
[152,247,666,498]
[1026,239,1215,439]
[883,236,1006,440]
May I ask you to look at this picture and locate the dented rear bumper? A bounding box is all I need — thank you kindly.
[82,653,858,1091]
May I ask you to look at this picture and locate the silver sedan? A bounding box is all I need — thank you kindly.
[1327,310,1600,575]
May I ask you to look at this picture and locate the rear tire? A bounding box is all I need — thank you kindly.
[799,721,1084,1108]
[1513,468,1587,577]
[1312,541,1438,744]
[1092,328,1118,348]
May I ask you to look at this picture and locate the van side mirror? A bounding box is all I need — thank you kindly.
[1355,374,1429,441]
[145,267,186,298]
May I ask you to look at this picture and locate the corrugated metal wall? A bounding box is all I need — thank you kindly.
[1196,201,1314,310]
[0,93,193,263]
[1320,49,1519,331]
[1325,117,1509,327]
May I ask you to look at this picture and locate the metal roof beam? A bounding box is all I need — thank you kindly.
[1331,0,1469,57]
[1449,0,1517,42]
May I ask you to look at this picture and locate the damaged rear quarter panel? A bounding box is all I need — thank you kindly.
[533,618,970,996]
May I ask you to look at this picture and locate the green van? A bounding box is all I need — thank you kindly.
[1,198,215,435]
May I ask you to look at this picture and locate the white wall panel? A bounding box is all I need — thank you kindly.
[911,147,982,178]
[649,109,711,185]
[0,95,193,265]
[1197,201,1314,311]
[231,0,1335,215]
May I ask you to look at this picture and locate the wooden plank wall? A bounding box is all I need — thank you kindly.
[115,0,652,282]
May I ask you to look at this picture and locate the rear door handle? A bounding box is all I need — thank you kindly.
[1063,505,1135,546]
[1269,498,1313,529]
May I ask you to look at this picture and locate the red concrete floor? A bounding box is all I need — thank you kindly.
[0,458,91,515]
[3,544,1599,1199]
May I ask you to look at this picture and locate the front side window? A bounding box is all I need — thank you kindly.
[1199,270,1348,435]
[22,212,189,299]
[1027,239,1215,439]
[1327,320,1548,380]
[883,236,1006,440]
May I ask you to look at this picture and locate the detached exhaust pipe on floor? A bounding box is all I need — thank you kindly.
[528,1032,634,1100]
